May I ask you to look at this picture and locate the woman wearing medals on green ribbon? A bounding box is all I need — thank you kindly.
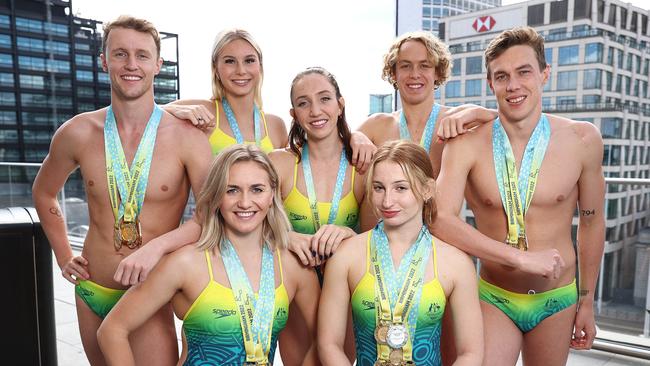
[270,67,371,365]
[98,144,321,365]
[318,140,483,366]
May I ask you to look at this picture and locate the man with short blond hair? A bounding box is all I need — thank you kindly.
[33,15,211,365]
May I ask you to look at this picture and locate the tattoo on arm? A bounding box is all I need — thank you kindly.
[579,289,590,296]
[581,209,595,216]
[49,207,62,218]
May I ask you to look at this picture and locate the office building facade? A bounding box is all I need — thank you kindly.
[397,0,501,37]
[438,0,650,328]
[369,93,394,114]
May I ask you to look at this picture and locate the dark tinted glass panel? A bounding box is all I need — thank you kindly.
[574,0,591,20]
[528,4,545,26]
[550,0,567,23]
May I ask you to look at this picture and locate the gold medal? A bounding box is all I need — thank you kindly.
[117,217,142,250]
[517,235,528,251]
[374,323,389,344]
[388,348,404,366]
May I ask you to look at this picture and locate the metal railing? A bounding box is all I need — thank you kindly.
[1,161,650,358]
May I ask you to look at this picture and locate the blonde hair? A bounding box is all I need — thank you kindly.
[382,31,452,90]
[366,140,437,230]
[102,15,160,57]
[210,29,264,108]
[194,144,290,251]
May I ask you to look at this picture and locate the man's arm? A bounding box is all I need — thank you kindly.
[436,105,498,141]
[32,119,89,283]
[114,125,212,285]
[432,136,564,277]
[571,123,605,350]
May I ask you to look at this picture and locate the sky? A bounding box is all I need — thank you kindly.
[72,0,649,128]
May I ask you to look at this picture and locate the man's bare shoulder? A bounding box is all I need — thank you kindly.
[158,110,207,141]
[55,108,106,138]
[547,114,603,146]
[359,112,398,138]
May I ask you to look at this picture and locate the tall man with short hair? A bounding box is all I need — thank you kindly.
[32,15,211,365]
[433,26,605,365]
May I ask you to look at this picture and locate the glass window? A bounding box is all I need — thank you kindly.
[422,19,431,30]
[601,118,622,138]
[0,110,16,125]
[154,78,177,90]
[0,15,9,29]
[583,69,601,89]
[0,130,18,144]
[47,59,70,74]
[550,0,568,23]
[542,97,552,110]
[0,91,15,106]
[74,54,93,67]
[615,75,622,93]
[466,56,482,74]
[543,48,553,67]
[556,96,575,110]
[75,43,91,51]
[582,95,600,108]
[607,199,618,219]
[0,34,10,49]
[584,43,602,63]
[18,56,46,71]
[445,81,461,98]
[617,49,624,68]
[76,70,93,82]
[626,53,633,71]
[16,17,43,33]
[558,45,579,65]
[45,41,69,55]
[0,72,13,87]
[19,74,45,89]
[98,72,109,84]
[44,22,68,37]
[636,55,641,73]
[557,71,577,90]
[20,92,48,107]
[423,7,432,17]
[465,79,481,96]
[76,86,94,97]
[606,47,614,65]
[0,53,12,68]
[451,61,460,76]
[486,100,497,109]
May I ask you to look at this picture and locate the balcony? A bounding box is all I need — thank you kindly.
[2,162,650,364]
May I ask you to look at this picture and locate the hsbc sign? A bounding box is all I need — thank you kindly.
[448,7,525,39]
[473,16,496,32]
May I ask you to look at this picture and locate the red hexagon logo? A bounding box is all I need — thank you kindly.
[472,16,496,33]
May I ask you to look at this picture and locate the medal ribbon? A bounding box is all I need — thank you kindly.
[492,114,550,250]
[301,144,348,232]
[104,104,162,225]
[371,222,432,362]
[222,98,262,146]
[399,103,440,152]
[221,239,276,364]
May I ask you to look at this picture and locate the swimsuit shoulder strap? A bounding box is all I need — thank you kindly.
[276,248,285,285]
[214,99,221,129]
[431,238,439,281]
[365,231,372,273]
[260,108,270,136]
[204,250,215,282]
[292,154,299,188]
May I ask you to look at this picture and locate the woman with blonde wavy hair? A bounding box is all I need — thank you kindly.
[98,144,320,365]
